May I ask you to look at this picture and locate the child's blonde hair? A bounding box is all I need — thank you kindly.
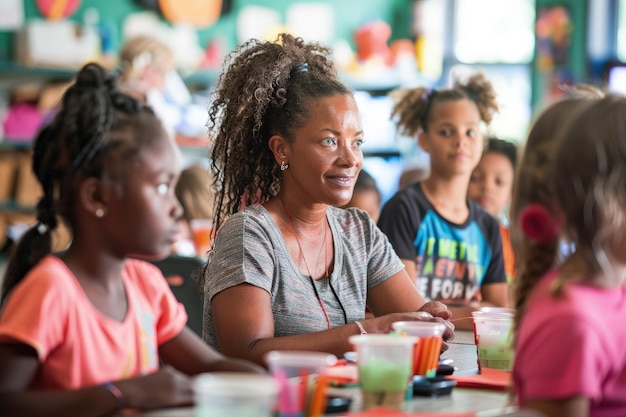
[119,35,176,83]
[175,165,215,222]
[390,72,499,136]
[510,85,605,334]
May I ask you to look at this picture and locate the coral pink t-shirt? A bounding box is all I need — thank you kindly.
[0,256,187,389]
[513,270,626,416]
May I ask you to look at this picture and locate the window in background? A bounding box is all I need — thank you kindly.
[607,64,626,94]
[617,0,626,61]
[353,91,398,153]
[454,0,535,64]
[446,64,532,143]
[448,0,535,143]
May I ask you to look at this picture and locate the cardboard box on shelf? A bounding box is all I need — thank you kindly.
[14,151,42,208]
[0,214,7,250]
[0,151,18,202]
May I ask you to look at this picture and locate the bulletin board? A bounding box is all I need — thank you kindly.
[532,0,588,109]
[0,0,415,65]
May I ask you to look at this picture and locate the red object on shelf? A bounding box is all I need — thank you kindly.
[35,0,82,20]
[354,21,392,65]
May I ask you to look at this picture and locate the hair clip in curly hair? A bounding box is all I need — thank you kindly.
[292,63,309,73]
[421,88,436,102]
[520,203,563,244]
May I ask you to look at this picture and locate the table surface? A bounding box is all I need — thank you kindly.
[442,330,480,376]
[121,331,514,416]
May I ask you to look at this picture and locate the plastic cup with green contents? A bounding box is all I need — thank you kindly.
[349,334,418,410]
[472,310,514,371]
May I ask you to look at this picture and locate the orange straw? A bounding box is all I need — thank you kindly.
[412,341,423,375]
[427,337,443,376]
[308,375,329,417]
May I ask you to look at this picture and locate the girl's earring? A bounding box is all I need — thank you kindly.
[280,160,289,171]
[95,208,105,218]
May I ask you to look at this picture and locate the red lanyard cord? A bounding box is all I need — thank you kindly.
[279,194,332,329]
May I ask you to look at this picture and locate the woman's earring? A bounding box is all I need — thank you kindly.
[95,208,105,218]
[280,160,289,171]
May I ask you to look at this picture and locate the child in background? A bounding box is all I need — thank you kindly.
[119,35,207,139]
[378,73,509,330]
[509,85,605,275]
[0,63,262,417]
[172,165,215,257]
[512,94,626,416]
[468,138,518,282]
[398,165,430,189]
[343,169,382,222]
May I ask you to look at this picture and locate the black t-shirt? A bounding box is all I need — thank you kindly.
[378,183,505,302]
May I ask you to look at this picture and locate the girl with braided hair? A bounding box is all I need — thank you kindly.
[0,63,262,417]
[510,85,612,415]
[202,33,454,366]
[508,87,620,417]
[377,73,509,330]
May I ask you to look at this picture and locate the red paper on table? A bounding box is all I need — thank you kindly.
[448,368,511,391]
[342,407,475,416]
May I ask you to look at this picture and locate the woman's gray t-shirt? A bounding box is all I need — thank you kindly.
[202,204,404,349]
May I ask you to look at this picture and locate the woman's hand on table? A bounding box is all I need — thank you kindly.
[418,300,456,341]
[363,308,455,342]
[360,302,455,353]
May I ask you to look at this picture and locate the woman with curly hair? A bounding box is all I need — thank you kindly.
[378,73,508,330]
[202,33,454,366]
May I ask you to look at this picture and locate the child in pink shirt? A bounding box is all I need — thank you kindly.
[511,90,626,416]
[0,63,262,417]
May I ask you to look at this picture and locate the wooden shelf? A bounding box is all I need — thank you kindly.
[0,139,33,150]
[0,200,36,214]
[0,62,78,82]
[0,61,221,88]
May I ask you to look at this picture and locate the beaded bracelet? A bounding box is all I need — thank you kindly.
[101,381,126,410]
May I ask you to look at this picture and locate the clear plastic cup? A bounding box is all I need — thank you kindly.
[194,373,278,417]
[349,334,418,410]
[479,307,515,315]
[472,311,514,371]
[391,321,446,378]
[264,351,337,417]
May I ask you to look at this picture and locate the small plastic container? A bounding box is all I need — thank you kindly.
[264,351,337,417]
[349,334,417,410]
[194,373,278,417]
[412,375,457,397]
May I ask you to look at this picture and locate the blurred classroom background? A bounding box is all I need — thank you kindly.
[0,0,624,260]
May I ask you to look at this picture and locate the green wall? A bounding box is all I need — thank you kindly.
[0,0,414,62]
